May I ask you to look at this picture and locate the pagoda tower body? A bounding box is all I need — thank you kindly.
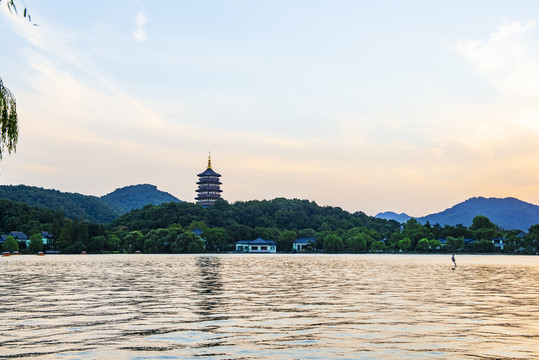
[195,155,222,207]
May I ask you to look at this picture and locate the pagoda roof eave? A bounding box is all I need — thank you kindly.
[197,168,221,177]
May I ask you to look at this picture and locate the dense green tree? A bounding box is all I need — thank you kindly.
[469,215,500,241]
[370,241,386,252]
[187,236,205,253]
[277,230,296,253]
[322,233,343,253]
[22,219,40,236]
[143,228,170,253]
[87,235,105,253]
[416,238,430,252]
[438,224,472,239]
[170,231,203,253]
[523,225,539,254]
[398,237,412,252]
[28,233,43,253]
[226,224,252,242]
[346,235,367,253]
[50,219,61,240]
[473,239,495,253]
[343,227,378,252]
[2,235,18,252]
[64,241,85,254]
[78,222,90,246]
[429,239,442,251]
[202,227,232,252]
[56,226,72,251]
[444,236,464,252]
[123,230,144,252]
[105,234,121,252]
[401,219,434,249]
[297,228,318,238]
[318,222,332,232]
[470,215,495,231]
[188,220,209,232]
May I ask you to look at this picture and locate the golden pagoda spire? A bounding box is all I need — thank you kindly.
[207,151,212,169]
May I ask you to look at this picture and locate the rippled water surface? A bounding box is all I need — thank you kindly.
[1,254,538,359]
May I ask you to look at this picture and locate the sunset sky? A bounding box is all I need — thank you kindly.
[2,1,539,217]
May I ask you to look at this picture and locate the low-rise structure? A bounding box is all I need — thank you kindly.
[40,231,54,246]
[293,237,316,252]
[235,238,276,253]
[9,231,28,241]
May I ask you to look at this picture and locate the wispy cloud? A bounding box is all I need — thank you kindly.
[453,20,539,98]
[133,11,147,42]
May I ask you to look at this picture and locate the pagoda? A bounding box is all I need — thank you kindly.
[195,154,222,207]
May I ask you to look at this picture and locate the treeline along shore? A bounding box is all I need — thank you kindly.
[1,198,538,255]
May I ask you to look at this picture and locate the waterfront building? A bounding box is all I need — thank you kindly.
[236,238,277,253]
[9,231,28,242]
[195,154,222,207]
[293,237,317,252]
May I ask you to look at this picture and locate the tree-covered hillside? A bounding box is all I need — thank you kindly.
[101,184,181,214]
[0,184,182,224]
[0,199,63,235]
[109,198,399,236]
[0,185,119,223]
[0,198,108,254]
[2,196,538,255]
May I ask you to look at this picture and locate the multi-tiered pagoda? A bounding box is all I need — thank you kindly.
[195,154,222,207]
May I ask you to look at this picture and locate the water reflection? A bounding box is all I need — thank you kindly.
[195,256,223,309]
[193,256,227,350]
[0,254,537,359]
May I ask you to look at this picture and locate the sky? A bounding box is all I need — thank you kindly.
[1,1,539,217]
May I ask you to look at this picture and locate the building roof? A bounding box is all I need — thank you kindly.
[236,237,276,245]
[191,228,204,236]
[293,237,316,244]
[9,231,28,240]
[197,168,221,177]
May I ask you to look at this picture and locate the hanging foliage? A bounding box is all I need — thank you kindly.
[0,78,19,159]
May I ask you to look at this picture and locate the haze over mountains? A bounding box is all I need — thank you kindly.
[375,197,539,231]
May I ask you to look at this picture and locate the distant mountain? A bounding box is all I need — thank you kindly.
[376,197,539,231]
[374,211,412,223]
[0,185,119,223]
[101,184,181,213]
[419,197,539,231]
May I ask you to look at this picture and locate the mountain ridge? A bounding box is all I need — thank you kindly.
[374,211,412,223]
[375,196,539,231]
[0,184,181,223]
[101,184,181,214]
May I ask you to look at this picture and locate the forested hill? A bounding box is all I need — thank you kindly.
[109,198,400,237]
[0,184,182,224]
[0,185,119,223]
[101,184,181,213]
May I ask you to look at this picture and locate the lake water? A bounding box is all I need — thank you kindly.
[1,254,538,359]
